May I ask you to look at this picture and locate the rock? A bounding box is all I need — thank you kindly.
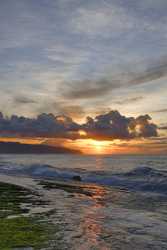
[72,175,82,181]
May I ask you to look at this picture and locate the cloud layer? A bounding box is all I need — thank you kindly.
[0,111,158,140]
[0,0,167,122]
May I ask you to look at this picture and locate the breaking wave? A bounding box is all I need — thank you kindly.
[0,162,167,195]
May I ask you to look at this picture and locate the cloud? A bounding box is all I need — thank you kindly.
[114,96,143,105]
[54,104,85,119]
[159,126,167,130]
[62,58,167,100]
[151,109,167,113]
[129,60,167,86]
[82,111,158,140]
[71,5,134,37]
[70,0,167,44]
[0,0,167,120]
[64,79,114,99]
[14,96,37,104]
[0,112,80,139]
[0,110,158,140]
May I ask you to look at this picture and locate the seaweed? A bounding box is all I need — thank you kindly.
[0,216,52,250]
[0,182,55,250]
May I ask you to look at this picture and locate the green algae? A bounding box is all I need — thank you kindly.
[0,182,55,250]
[0,182,36,218]
[0,216,52,250]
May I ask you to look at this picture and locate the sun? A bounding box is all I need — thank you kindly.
[88,140,110,154]
[78,130,87,136]
[71,139,112,154]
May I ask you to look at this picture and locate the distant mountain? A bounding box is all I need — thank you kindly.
[0,142,81,154]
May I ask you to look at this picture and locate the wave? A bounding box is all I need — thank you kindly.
[0,163,77,179]
[0,163,167,195]
[85,166,167,194]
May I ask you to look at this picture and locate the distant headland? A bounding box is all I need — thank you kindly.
[0,142,81,154]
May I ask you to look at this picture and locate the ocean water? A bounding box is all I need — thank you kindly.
[0,154,167,249]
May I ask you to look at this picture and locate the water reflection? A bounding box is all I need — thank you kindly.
[95,156,104,170]
[77,184,110,249]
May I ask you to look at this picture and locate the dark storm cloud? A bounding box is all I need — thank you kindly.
[0,111,158,140]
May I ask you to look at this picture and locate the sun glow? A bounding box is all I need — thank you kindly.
[78,130,87,136]
[0,137,45,145]
[88,140,109,152]
[70,139,113,154]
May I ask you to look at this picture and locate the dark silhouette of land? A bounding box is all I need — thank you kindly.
[0,142,81,154]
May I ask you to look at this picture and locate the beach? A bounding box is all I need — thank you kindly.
[0,154,167,249]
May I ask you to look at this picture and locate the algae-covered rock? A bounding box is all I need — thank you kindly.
[0,182,55,250]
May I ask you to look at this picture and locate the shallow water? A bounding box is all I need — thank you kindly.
[0,154,167,249]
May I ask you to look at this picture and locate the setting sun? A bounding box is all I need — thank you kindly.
[78,130,87,136]
[0,0,167,248]
[66,139,113,155]
[87,140,110,154]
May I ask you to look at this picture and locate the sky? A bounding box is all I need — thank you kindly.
[0,0,167,154]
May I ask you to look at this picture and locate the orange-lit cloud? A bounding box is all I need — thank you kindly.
[0,110,158,140]
[0,110,165,155]
[54,137,167,155]
[0,137,45,145]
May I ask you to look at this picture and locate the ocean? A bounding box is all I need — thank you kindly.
[0,154,167,249]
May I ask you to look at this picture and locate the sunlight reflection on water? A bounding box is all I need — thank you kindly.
[0,155,167,249]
